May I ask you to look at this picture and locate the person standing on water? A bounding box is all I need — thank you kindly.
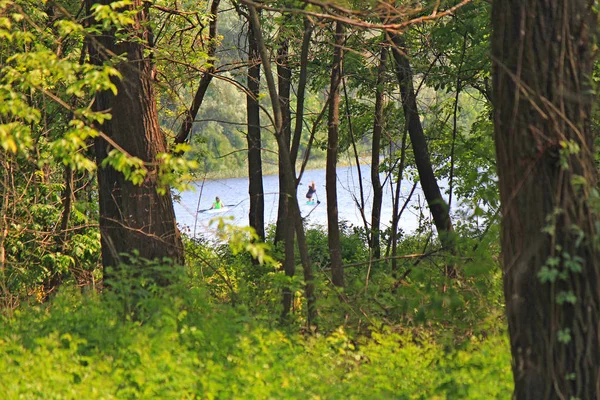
[211,196,223,210]
[306,181,317,203]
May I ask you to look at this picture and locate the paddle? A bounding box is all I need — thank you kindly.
[197,200,242,213]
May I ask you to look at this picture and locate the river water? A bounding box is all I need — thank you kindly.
[174,165,441,238]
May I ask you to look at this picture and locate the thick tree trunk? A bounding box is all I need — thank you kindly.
[327,22,345,287]
[390,34,454,252]
[88,0,184,272]
[492,1,600,398]
[370,44,386,260]
[246,16,265,240]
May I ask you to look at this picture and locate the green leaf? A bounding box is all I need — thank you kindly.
[558,328,572,344]
[556,291,577,305]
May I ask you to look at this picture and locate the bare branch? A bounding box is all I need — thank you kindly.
[240,0,473,34]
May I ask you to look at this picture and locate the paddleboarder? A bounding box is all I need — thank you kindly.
[306,181,317,204]
[211,196,223,210]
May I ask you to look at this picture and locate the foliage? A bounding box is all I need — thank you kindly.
[0,262,513,399]
[0,0,206,304]
[0,0,519,396]
[304,223,369,271]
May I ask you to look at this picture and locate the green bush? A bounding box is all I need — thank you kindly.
[0,220,513,399]
[0,283,513,399]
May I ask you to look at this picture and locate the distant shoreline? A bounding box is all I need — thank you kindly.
[195,155,371,181]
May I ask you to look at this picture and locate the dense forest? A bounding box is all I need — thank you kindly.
[0,0,598,398]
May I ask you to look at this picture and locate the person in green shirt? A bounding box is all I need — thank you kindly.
[211,196,223,210]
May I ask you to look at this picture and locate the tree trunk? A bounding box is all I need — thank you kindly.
[175,0,220,144]
[88,0,184,272]
[344,79,369,231]
[0,157,9,296]
[274,30,292,245]
[281,212,295,318]
[447,32,467,212]
[370,44,386,260]
[492,1,600,398]
[47,164,74,290]
[391,130,409,273]
[277,34,292,148]
[390,34,455,252]
[327,22,345,287]
[290,18,314,171]
[271,18,297,317]
[246,15,265,240]
[294,205,316,324]
[57,165,73,253]
[248,5,316,325]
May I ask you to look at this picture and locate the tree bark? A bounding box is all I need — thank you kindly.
[277,33,292,148]
[278,31,295,314]
[327,22,345,287]
[246,14,265,240]
[271,17,297,317]
[88,0,184,272]
[281,214,295,318]
[274,27,292,245]
[391,130,409,273]
[492,1,600,398]
[390,34,455,253]
[290,18,314,171]
[247,5,316,325]
[175,0,220,144]
[370,44,386,260]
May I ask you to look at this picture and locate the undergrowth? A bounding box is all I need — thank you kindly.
[0,288,511,399]
[0,224,512,399]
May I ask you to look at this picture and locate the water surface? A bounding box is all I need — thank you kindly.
[174,165,435,238]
